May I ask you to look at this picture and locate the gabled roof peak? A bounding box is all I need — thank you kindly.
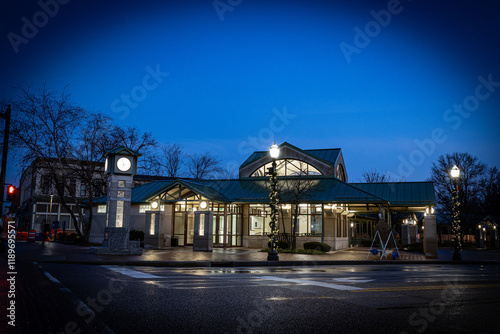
[104,146,141,157]
[239,142,342,170]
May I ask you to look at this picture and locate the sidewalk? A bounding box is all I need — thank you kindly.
[15,241,500,267]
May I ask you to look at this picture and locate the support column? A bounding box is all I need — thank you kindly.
[423,215,438,258]
[144,211,164,248]
[193,211,214,252]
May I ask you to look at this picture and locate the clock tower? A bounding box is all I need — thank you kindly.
[97,146,142,255]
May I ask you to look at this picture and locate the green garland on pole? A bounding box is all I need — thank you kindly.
[452,181,461,251]
[269,167,279,251]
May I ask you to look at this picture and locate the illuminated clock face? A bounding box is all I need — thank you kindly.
[116,157,132,172]
[104,158,108,172]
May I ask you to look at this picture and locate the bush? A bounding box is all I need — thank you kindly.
[303,241,331,252]
[277,240,290,250]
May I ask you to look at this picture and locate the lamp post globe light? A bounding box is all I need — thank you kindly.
[268,142,280,261]
[450,165,462,261]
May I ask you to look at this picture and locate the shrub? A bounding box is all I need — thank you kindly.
[303,241,331,252]
[277,240,290,250]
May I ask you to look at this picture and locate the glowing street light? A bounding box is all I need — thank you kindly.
[450,165,462,261]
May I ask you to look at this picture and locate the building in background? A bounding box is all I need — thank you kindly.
[89,142,437,249]
[17,158,106,232]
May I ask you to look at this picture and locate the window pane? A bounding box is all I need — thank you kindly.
[149,213,156,235]
[116,201,124,228]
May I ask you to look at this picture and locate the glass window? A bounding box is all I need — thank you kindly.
[249,204,271,236]
[117,190,125,198]
[41,176,51,194]
[149,213,156,235]
[118,180,125,188]
[69,179,76,196]
[199,213,205,236]
[80,184,87,197]
[292,204,322,236]
[116,200,124,228]
[336,164,346,181]
[97,205,106,213]
[251,159,322,177]
[93,181,104,197]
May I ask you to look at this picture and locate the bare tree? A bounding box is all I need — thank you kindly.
[358,168,405,182]
[430,153,487,241]
[186,152,223,179]
[7,84,157,241]
[214,166,238,179]
[106,125,158,174]
[158,143,184,177]
[8,84,101,240]
[479,166,500,218]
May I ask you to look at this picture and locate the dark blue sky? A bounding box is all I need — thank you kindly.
[2,0,500,185]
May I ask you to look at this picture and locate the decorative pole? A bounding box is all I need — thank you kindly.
[268,142,280,261]
[450,165,462,261]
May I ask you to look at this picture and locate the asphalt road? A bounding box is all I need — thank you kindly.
[26,263,500,334]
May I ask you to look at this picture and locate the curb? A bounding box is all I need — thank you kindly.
[34,259,500,267]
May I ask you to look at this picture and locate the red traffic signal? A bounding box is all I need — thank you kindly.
[6,185,16,201]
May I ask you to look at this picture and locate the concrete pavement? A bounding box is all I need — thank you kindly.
[15,241,500,267]
[3,241,499,333]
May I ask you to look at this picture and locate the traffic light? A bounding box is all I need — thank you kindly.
[6,185,16,201]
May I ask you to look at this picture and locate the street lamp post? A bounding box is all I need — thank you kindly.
[450,165,462,261]
[268,142,280,261]
[49,194,54,241]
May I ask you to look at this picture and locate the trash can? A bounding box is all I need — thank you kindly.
[171,236,178,247]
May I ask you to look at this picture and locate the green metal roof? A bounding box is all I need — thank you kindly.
[94,178,435,207]
[95,177,387,205]
[350,182,436,206]
[239,142,341,169]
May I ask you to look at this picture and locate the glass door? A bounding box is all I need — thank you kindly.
[174,213,185,246]
[213,215,225,246]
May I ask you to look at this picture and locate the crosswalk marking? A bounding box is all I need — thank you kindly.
[258,276,364,291]
[102,265,162,278]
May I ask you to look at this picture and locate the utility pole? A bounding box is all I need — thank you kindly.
[0,105,12,216]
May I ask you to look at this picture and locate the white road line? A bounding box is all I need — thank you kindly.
[102,265,162,278]
[258,276,364,291]
[37,264,115,334]
[333,278,374,283]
